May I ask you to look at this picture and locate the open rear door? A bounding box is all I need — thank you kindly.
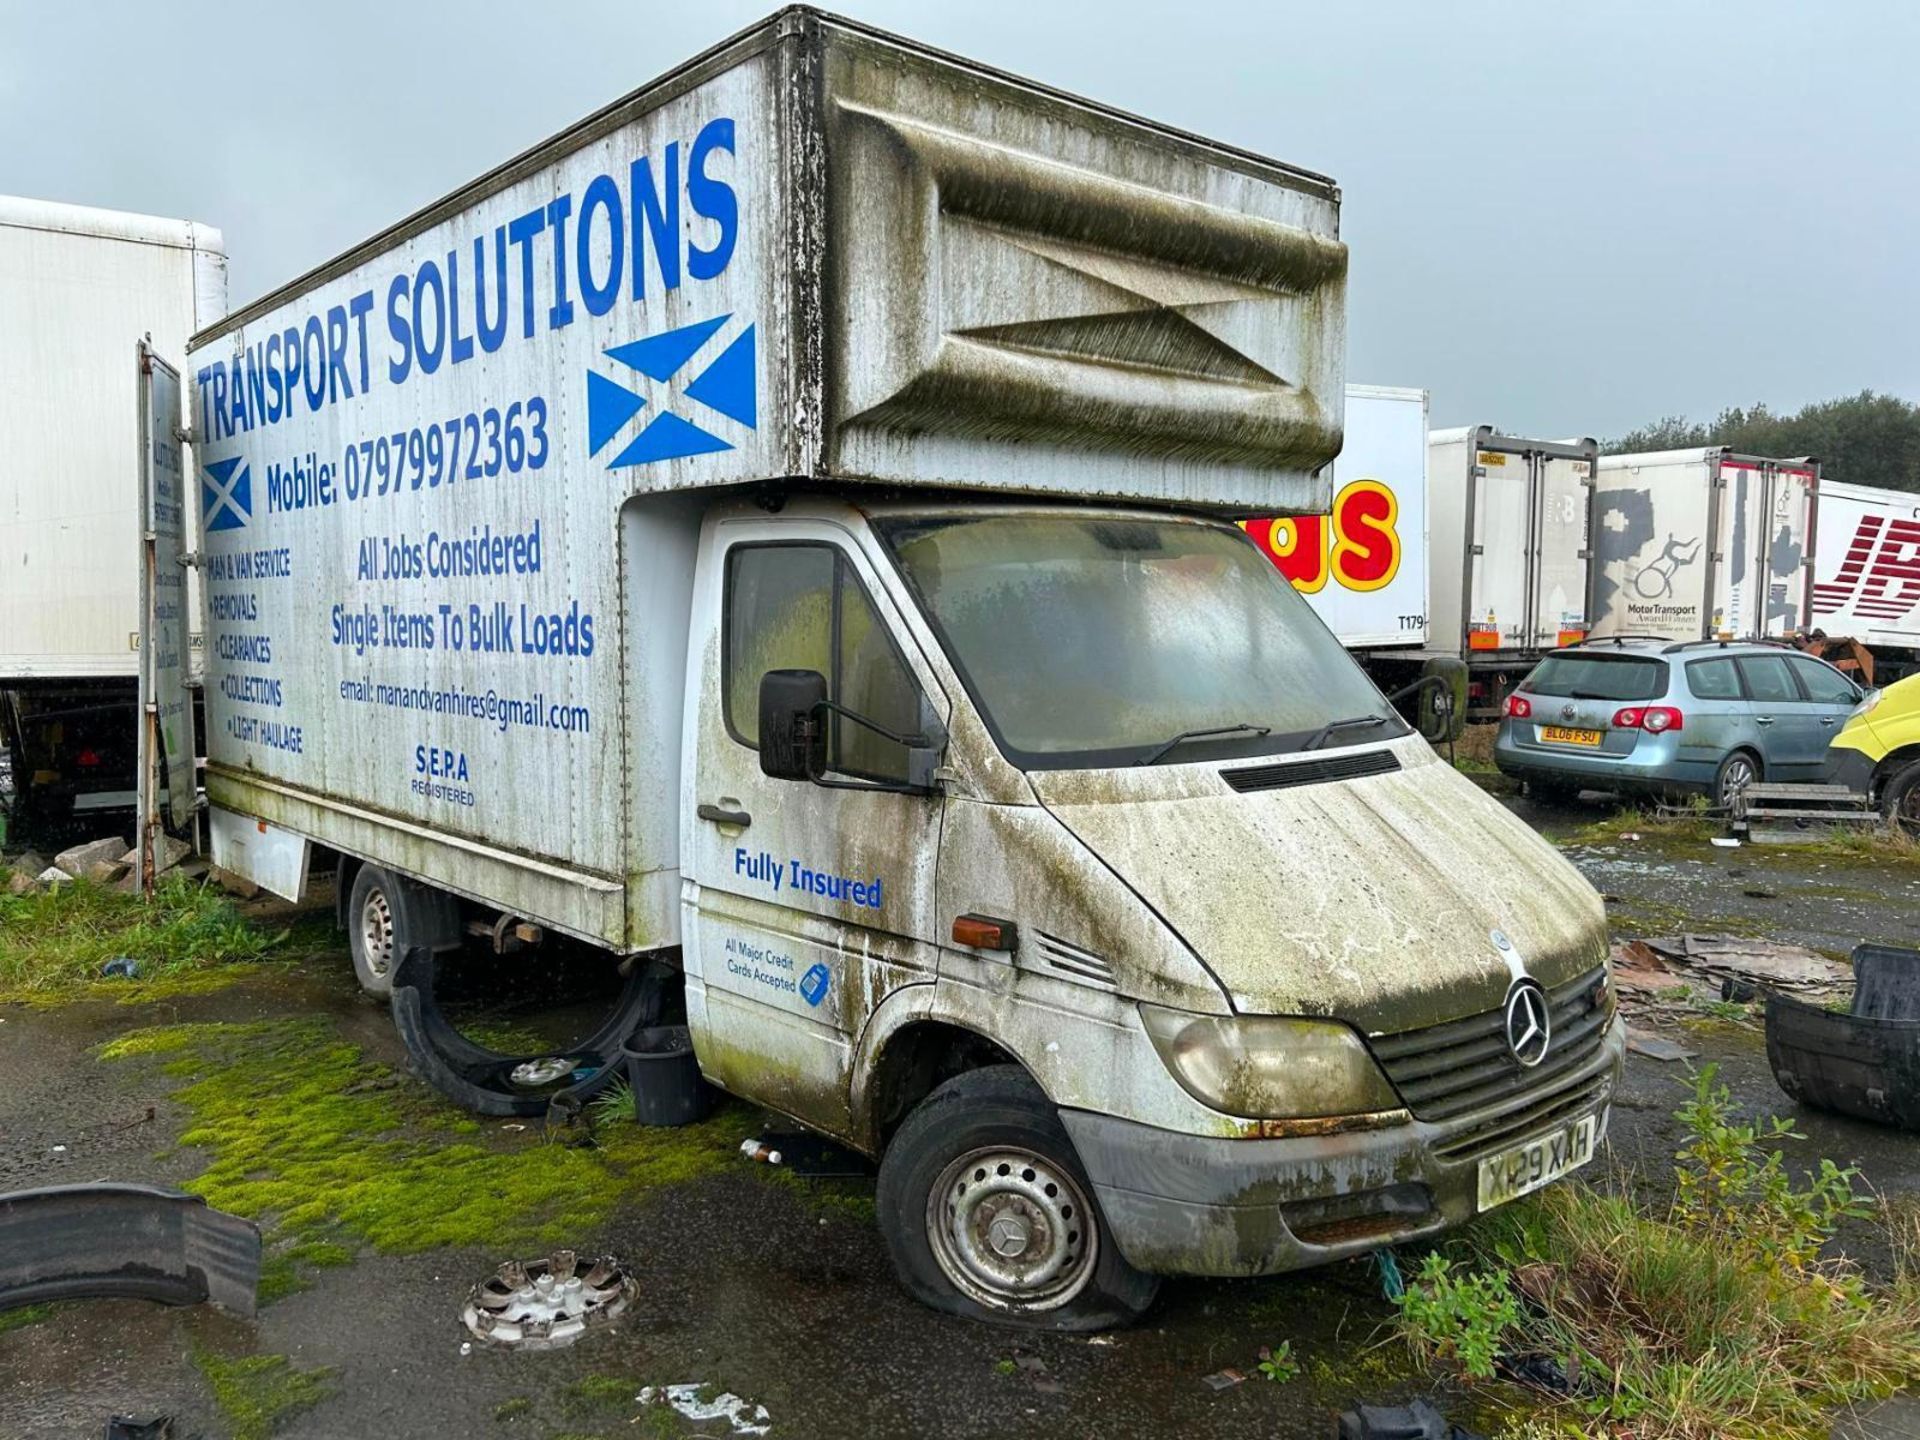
[136,340,197,886]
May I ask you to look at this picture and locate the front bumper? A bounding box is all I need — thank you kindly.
[1060,1017,1626,1277]
[1822,744,1876,797]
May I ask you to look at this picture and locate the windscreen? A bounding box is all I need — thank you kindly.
[877,513,1407,769]
[1523,653,1668,702]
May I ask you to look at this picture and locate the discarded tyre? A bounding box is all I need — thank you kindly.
[619,1025,716,1127]
[1766,943,1920,1132]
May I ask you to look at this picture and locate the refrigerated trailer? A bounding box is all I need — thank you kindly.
[0,196,226,830]
[1243,383,1429,671]
[1590,448,1818,644]
[1426,427,1599,716]
[185,7,1620,1330]
[1808,478,1920,682]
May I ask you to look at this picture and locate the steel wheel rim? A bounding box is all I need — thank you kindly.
[1897,785,1920,830]
[1720,757,1756,807]
[359,888,396,980]
[926,1146,1098,1311]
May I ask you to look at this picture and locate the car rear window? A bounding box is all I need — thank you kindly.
[1523,654,1667,702]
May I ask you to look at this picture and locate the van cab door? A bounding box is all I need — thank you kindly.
[681,515,950,1139]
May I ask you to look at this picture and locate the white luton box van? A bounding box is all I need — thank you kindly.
[0,196,226,826]
[1591,448,1818,643]
[186,8,1620,1328]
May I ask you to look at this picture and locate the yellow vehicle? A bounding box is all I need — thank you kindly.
[1825,672,1920,826]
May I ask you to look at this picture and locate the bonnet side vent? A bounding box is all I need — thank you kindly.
[1223,748,1401,794]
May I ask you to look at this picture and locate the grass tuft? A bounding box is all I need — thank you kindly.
[0,872,323,1000]
[1396,1071,1920,1439]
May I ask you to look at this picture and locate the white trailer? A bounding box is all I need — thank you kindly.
[1808,478,1920,680]
[186,9,1619,1330]
[1426,427,1599,715]
[0,197,226,827]
[1590,448,1817,643]
[1244,384,1429,653]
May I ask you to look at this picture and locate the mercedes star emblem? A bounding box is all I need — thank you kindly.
[1504,980,1552,1067]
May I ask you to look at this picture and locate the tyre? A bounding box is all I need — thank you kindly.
[1879,760,1920,832]
[347,864,459,999]
[875,1064,1158,1330]
[1714,750,1761,810]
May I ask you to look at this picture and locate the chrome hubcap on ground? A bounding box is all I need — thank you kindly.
[359,888,395,980]
[927,1146,1097,1310]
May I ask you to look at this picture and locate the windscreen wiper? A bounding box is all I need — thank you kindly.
[1302,713,1395,752]
[1134,722,1271,766]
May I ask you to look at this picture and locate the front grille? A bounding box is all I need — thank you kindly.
[1222,748,1401,794]
[1368,965,1613,1160]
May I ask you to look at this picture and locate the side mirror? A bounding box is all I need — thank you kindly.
[759,669,828,781]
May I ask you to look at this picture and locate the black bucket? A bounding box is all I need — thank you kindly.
[619,1025,716,1127]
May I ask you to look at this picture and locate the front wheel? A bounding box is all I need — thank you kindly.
[1879,760,1920,832]
[347,864,459,999]
[875,1065,1158,1330]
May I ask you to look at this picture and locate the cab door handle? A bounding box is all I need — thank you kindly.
[1755,716,1774,726]
[1820,716,1837,726]
[697,803,751,828]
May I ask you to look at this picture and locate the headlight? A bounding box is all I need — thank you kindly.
[1139,1006,1402,1119]
[1852,688,1882,719]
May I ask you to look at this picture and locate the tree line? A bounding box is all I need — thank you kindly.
[1608,391,1920,492]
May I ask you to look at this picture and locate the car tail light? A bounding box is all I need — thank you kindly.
[75,748,102,768]
[1505,695,1532,719]
[1613,706,1683,732]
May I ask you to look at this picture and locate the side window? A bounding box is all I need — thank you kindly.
[1787,655,1858,705]
[723,543,924,783]
[1686,657,1742,701]
[1735,654,1798,704]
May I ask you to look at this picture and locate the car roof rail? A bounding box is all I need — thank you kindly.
[1566,633,1667,649]
[1661,637,1737,654]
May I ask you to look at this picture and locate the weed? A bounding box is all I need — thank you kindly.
[493,1395,532,1422]
[1393,1253,1520,1379]
[1672,1065,1871,1273]
[590,1079,637,1126]
[192,1347,332,1440]
[0,873,324,999]
[99,1018,753,1257]
[1395,1076,1920,1438]
[1256,1339,1299,1383]
[995,1358,1017,1376]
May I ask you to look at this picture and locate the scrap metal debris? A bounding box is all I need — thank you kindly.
[1611,934,1852,1007]
[1337,1398,1483,1439]
[461,1251,634,1350]
[1200,1368,1246,1391]
[1626,1027,1698,1063]
[637,1385,771,1436]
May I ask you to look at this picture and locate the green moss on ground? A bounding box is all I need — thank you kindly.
[100,1018,755,1256]
[0,1303,54,1336]
[493,1395,532,1423]
[0,873,329,1001]
[192,1347,332,1440]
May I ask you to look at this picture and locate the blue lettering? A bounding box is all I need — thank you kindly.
[474,228,508,353]
[301,313,326,411]
[446,248,475,365]
[578,173,623,317]
[507,206,546,340]
[630,143,679,297]
[385,274,412,385]
[415,258,446,375]
[688,117,737,281]
[545,194,574,329]
[348,289,375,392]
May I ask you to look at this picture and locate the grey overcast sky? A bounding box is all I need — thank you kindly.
[2,1,1913,437]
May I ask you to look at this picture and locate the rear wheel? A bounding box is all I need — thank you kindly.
[1879,760,1920,832]
[347,864,459,999]
[1714,750,1761,810]
[876,1065,1157,1330]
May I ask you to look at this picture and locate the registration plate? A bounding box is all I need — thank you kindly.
[1477,1112,1598,1211]
[1539,726,1602,747]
